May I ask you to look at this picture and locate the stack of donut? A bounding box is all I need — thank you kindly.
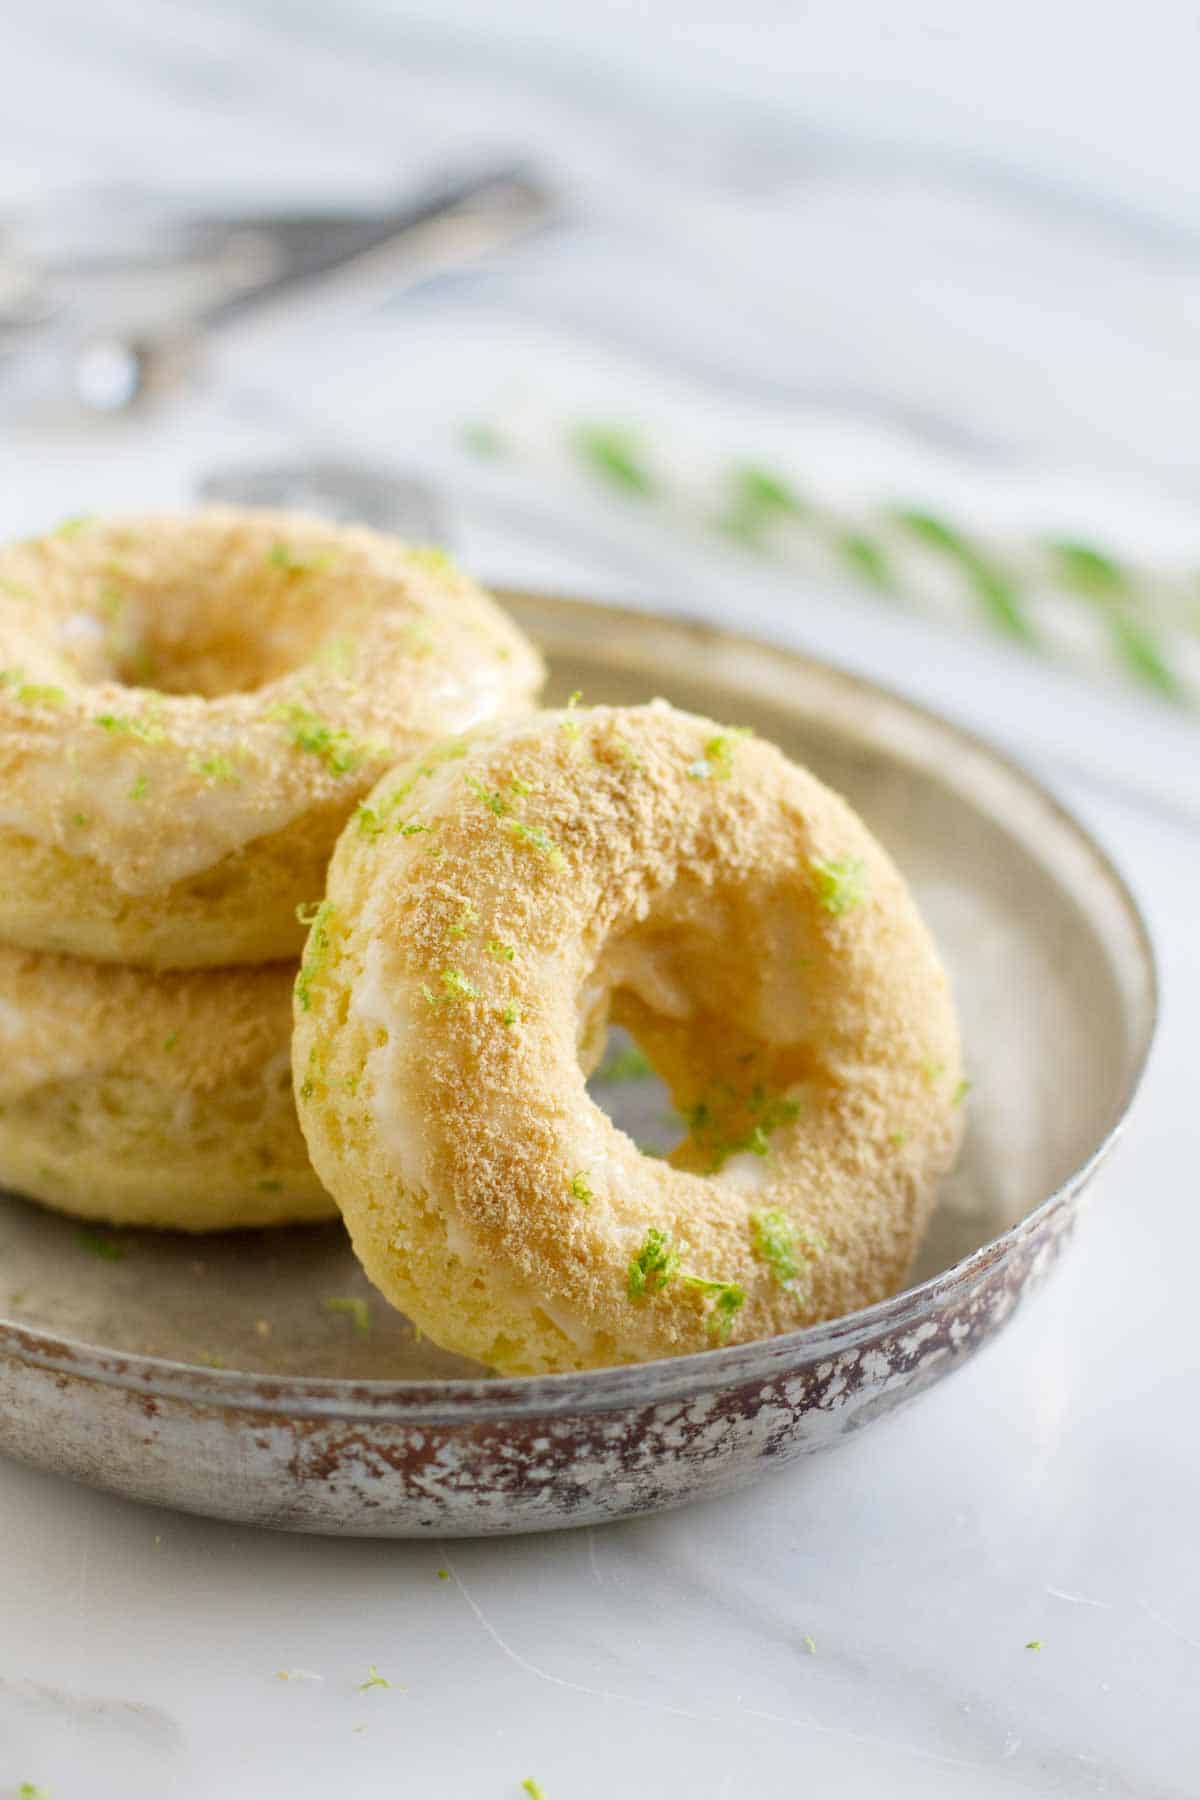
[0,506,965,1373]
[0,508,543,1230]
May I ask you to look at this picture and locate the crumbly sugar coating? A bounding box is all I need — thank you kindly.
[0,944,333,1229]
[0,508,543,966]
[294,700,964,1374]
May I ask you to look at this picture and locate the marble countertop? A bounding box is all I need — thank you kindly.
[1,5,1198,1795]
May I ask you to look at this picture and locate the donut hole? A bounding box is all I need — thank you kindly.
[55,535,363,698]
[583,881,820,1177]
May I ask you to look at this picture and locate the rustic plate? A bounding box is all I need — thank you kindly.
[0,595,1156,1535]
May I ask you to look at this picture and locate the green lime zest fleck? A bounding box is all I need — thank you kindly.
[71,812,88,828]
[128,773,149,801]
[162,1031,179,1052]
[77,1229,127,1262]
[509,776,533,798]
[811,854,867,916]
[572,424,654,496]
[505,818,565,869]
[423,967,480,1008]
[436,1566,450,1580]
[268,702,366,776]
[359,1663,391,1691]
[687,1085,802,1171]
[96,711,164,743]
[1025,1639,1043,1651]
[409,544,454,574]
[294,900,335,1012]
[889,1130,909,1147]
[18,1783,50,1798]
[750,1207,799,1286]
[466,775,510,817]
[594,1042,652,1084]
[190,751,240,784]
[569,1171,594,1205]
[953,1077,972,1106]
[0,670,66,707]
[501,1003,521,1027]
[921,1058,946,1086]
[614,736,642,769]
[486,939,515,962]
[323,1296,371,1334]
[681,1274,746,1341]
[627,1227,680,1301]
[266,541,334,575]
[521,1782,547,1800]
[803,1633,817,1654]
[750,1208,826,1290]
[687,727,751,782]
[53,513,92,538]
[446,901,479,940]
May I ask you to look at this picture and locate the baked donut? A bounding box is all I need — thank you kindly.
[0,943,333,1230]
[0,508,543,967]
[293,700,964,1375]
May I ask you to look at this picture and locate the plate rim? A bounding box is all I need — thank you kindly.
[0,592,1159,1420]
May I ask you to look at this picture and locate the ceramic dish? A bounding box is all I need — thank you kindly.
[0,594,1156,1536]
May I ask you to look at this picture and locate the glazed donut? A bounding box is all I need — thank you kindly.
[0,508,542,967]
[0,943,333,1230]
[293,700,964,1374]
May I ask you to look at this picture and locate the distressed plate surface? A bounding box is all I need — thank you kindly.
[0,596,1156,1535]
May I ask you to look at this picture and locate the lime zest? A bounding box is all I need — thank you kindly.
[501,1003,521,1027]
[486,939,515,962]
[323,1296,371,1334]
[446,901,479,940]
[0,670,66,707]
[96,711,164,743]
[268,702,368,776]
[77,1228,127,1261]
[810,854,867,916]
[681,1274,746,1341]
[294,900,336,1012]
[505,818,565,868]
[423,967,479,1008]
[266,541,335,575]
[627,1228,679,1300]
[359,1663,391,1691]
[190,751,240,784]
[569,1171,594,1205]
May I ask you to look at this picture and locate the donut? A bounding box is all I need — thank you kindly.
[293,700,964,1374]
[0,943,333,1230]
[0,508,543,967]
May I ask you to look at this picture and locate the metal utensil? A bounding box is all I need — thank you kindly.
[0,599,1156,1535]
[61,165,554,412]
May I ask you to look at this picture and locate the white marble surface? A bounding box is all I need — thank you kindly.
[1,6,1198,1796]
